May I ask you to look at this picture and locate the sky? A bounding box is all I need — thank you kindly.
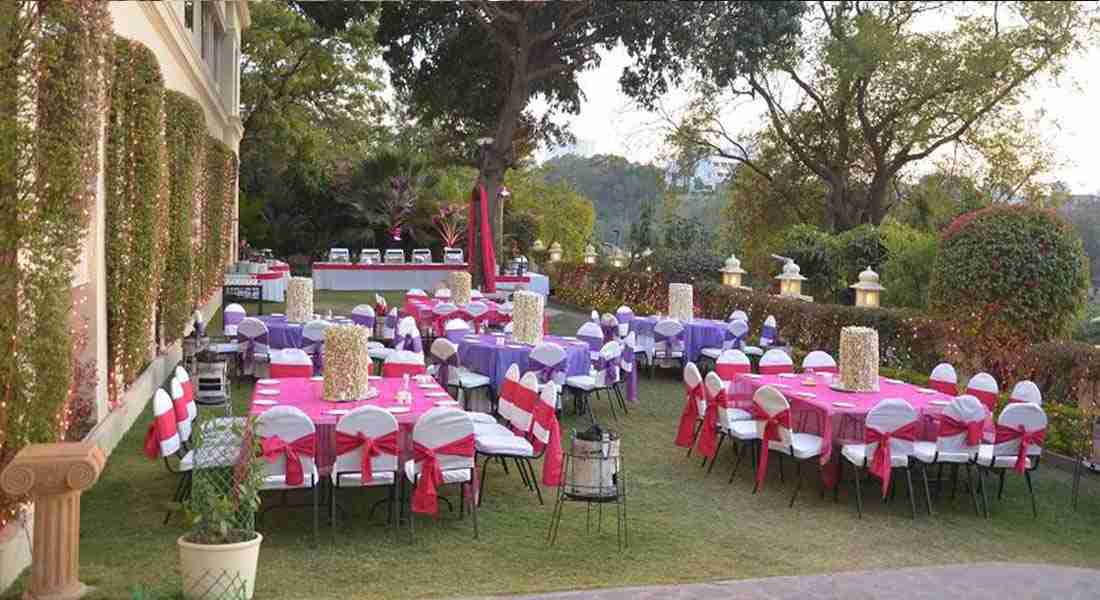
[535,41,1100,196]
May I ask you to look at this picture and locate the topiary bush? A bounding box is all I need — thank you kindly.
[930,205,1089,370]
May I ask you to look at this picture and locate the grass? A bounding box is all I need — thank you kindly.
[8,291,1100,599]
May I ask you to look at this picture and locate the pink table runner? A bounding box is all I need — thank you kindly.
[727,372,954,468]
[249,376,453,472]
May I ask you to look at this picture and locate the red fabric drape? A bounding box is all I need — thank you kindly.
[467,185,497,293]
[411,434,476,514]
[994,425,1046,474]
[143,411,179,459]
[675,383,705,447]
[939,415,983,447]
[749,403,790,489]
[864,422,918,497]
[334,430,399,484]
[260,433,316,486]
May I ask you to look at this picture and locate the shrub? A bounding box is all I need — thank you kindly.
[834,224,887,290]
[1072,302,1100,345]
[931,205,1089,372]
[776,224,839,301]
[880,222,937,309]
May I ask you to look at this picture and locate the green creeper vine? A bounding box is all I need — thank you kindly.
[161,91,204,343]
[105,36,166,391]
[198,136,236,304]
[0,0,112,528]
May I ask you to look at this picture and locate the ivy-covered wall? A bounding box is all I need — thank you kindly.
[105,36,166,395]
[0,0,113,529]
[198,135,237,304]
[161,91,205,343]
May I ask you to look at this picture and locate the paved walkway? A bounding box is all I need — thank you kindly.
[458,563,1100,600]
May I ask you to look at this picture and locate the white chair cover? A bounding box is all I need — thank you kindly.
[715,349,752,380]
[270,348,314,378]
[929,362,958,395]
[801,350,838,372]
[759,349,794,374]
[255,405,317,488]
[332,405,399,486]
[150,388,181,458]
[1010,380,1042,405]
[169,378,194,441]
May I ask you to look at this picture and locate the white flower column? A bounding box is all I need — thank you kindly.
[512,290,544,346]
[286,276,314,323]
[668,283,694,322]
[323,324,372,401]
[839,326,879,392]
[448,271,472,305]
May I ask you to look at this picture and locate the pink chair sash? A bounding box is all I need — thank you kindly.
[994,424,1046,474]
[531,402,563,486]
[411,434,476,514]
[865,421,917,497]
[675,383,704,448]
[260,433,317,486]
[333,430,399,484]
[749,403,790,489]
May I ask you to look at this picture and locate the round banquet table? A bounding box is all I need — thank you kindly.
[726,371,956,486]
[456,334,591,391]
[628,316,727,362]
[255,315,304,349]
[248,376,452,473]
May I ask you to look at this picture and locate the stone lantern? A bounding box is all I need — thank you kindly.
[775,260,809,300]
[548,242,563,263]
[720,254,749,289]
[583,244,597,265]
[851,266,885,308]
[532,239,546,252]
[609,249,625,268]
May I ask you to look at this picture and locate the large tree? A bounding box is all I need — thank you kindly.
[376,1,804,283]
[655,1,1095,231]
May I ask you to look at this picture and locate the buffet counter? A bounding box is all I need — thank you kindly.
[311,262,468,291]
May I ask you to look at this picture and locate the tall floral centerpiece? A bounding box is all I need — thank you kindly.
[286,277,313,323]
[433,203,466,249]
[323,324,373,402]
[512,290,544,346]
[669,283,694,322]
[838,326,879,392]
[448,271,472,305]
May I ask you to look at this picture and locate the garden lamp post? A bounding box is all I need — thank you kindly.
[532,239,545,252]
[548,242,563,263]
[584,244,597,265]
[720,254,749,289]
[775,259,808,299]
[851,266,884,308]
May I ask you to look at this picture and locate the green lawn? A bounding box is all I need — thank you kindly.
[8,292,1100,599]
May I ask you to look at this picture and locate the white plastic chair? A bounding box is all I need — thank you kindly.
[699,319,750,363]
[404,408,478,537]
[912,394,987,516]
[475,374,550,506]
[966,372,1000,413]
[301,319,329,368]
[678,362,706,456]
[330,406,400,527]
[748,385,823,507]
[840,398,919,518]
[564,340,623,422]
[528,342,568,408]
[147,388,191,524]
[801,351,838,373]
[700,371,753,478]
[255,405,319,542]
[758,349,794,375]
[744,315,777,356]
[976,402,1047,518]
[395,315,423,353]
[429,338,492,414]
[928,362,958,395]
[714,349,752,381]
[236,317,270,373]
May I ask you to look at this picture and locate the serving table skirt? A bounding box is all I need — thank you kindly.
[457,334,591,391]
[629,317,727,362]
[727,372,954,474]
[249,376,452,472]
[312,262,469,291]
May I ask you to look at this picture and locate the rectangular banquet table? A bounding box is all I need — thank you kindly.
[248,376,454,472]
[495,273,550,296]
[629,316,728,362]
[312,262,469,291]
[456,334,591,391]
[727,372,954,469]
[403,298,515,330]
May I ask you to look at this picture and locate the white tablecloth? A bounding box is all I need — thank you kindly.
[311,263,468,291]
[224,273,288,302]
[495,272,550,295]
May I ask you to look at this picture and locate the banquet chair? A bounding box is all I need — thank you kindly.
[744,315,778,357]
[144,388,192,524]
[714,349,752,381]
[177,365,243,446]
[912,394,986,516]
[615,305,634,338]
[576,321,605,357]
[615,332,637,413]
[966,372,1000,413]
[695,371,754,477]
[699,319,749,370]
[801,351,838,373]
[255,406,320,544]
[236,317,270,376]
[169,376,197,447]
[395,316,423,354]
[434,287,452,299]
[476,373,549,506]
[677,363,706,457]
[928,363,958,395]
[269,348,314,378]
[976,402,1047,518]
[600,313,620,342]
[840,398,920,519]
[429,338,492,415]
[301,320,329,374]
[503,321,514,334]
[590,310,599,322]
[729,309,749,323]
[330,406,400,528]
[464,301,490,332]
[651,318,686,376]
[406,288,428,299]
[564,340,622,423]
[405,408,478,538]
[470,288,484,300]
[496,365,532,436]
[382,350,427,377]
[1010,380,1043,405]
[350,304,376,330]
[429,302,459,342]
[747,385,823,506]
[222,303,246,337]
[529,341,568,409]
[444,318,472,343]
[382,308,398,342]
[758,349,794,375]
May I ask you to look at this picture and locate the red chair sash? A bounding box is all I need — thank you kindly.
[695,389,731,459]
[334,430,399,484]
[500,377,519,404]
[143,410,178,460]
[928,380,957,395]
[260,433,316,486]
[172,395,190,427]
[382,363,427,378]
[411,434,476,514]
[748,403,791,489]
[864,421,917,497]
[675,383,705,448]
[994,424,1046,474]
[510,385,538,434]
[804,366,838,374]
[714,363,750,381]
[968,388,998,412]
[938,415,983,446]
[758,364,793,375]
[531,402,563,486]
[181,380,194,404]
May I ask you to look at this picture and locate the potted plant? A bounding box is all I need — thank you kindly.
[178,415,265,599]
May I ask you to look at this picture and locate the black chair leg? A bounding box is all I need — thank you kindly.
[965,464,981,517]
[729,441,745,484]
[977,467,991,518]
[687,420,702,458]
[778,454,785,483]
[997,469,1006,500]
[477,456,491,507]
[789,458,803,508]
[526,458,544,505]
[706,433,725,475]
[905,467,917,519]
[921,463,934,516]
[853,466,864,518]
[1025,469,1038,518]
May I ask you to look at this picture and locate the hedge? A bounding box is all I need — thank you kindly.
[161,91,205,344]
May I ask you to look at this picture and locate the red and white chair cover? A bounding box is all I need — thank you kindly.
[928,362,958,395]
[223,303,246,337]
[695,371,753,464]
[966,372,1000,412]
[431,302,459,337]
[1010,380,1042,405]
[495,364,525,430]
[382,350,427,378]
[977,402,1047,517]
[915,394,987,465]
[269,348,314,378]
[169,377,196,443]
[406,288,428,299]
[715,349,752,381]
[505,372,540,435]
[332,405,399,488]
[529,382,564,485]
[801,351,838,373]
[301,320,329,372]
[749,385,823,500]
[443,318,471,343]
[463,301,490,332]
[841,398,918,499]
[675,362,706,450]
[143,389,182,460]
[758,349,794,375]
[405,407,477,522]
[236,317,270,372]
[256,405,318,489]
[474,379,561,505]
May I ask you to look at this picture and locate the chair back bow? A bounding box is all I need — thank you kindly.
[748,403,791,489]
[260,433,316,486]
[531,402,563,486]
[143,410,179,460]
[994,424,1046,474]
[594,356,619,385]
[237,331,268,371]
[411,435,475,514]
[334,430,398,483]
[675,383,705,447]
[864,421,917,497]
[435,353,460,387]
[695,388,730,459]
[351,313,375,329]
[396,333,422,354]
[938,415,983,447]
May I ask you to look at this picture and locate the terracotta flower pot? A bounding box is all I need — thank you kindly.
[178,532,262,599]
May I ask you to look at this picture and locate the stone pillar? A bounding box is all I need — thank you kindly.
[1,442,106,600]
